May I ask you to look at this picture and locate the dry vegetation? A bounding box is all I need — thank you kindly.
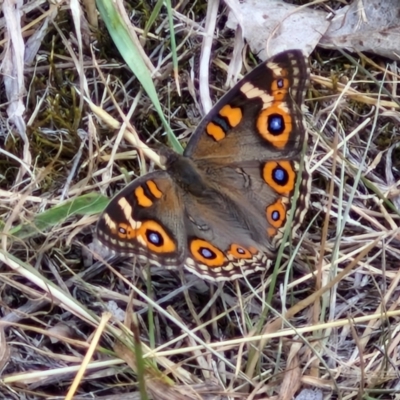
[1,1,400,399]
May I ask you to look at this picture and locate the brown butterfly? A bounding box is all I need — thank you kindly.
[96,50,310,281]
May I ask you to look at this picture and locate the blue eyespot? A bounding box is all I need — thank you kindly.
[147,230,163,246]
[200,247,215,259]
[273,166,289,185]
[271,210,280,221]
[274,168,285,182]
[277,78,284,88]
[268,114,284,135]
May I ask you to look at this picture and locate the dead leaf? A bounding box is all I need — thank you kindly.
[321,0,400,60]
[226,0,329,59]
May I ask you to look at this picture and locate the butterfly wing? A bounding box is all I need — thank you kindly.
[177,50,310,280]
[184,50,309,163]
[207,160,309,242]
[179,187,272,281]
[96,171,187,269]
[96,50,310,282]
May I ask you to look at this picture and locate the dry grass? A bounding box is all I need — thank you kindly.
[1,1,400,399]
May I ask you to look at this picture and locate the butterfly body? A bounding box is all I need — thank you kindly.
[96,50,310,281]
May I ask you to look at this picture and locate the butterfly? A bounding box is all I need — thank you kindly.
[96,50,310,281]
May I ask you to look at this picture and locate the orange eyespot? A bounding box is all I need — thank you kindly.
[190,239,225,267]
[262,161,296,194]
[271,78,289,101]
[228,244,253,259]
[117,223,137,239]
[266,199,286,229]
[137,220,176,253]
[256,106,292,148]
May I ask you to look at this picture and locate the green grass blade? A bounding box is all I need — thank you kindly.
[143,0,163,39]
[9,193,108,239]
[164,0,179,93]
[96,0,182,153]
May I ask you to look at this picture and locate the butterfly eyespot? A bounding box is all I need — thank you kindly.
[190,239,225,267]
[256,107,292,148]
[271,77,289,100]
[266,199,286,228]
[229,244,252,259]
[268,114,284,135]
[117,223,136,239]
[273,165,289,184]
[263,161,296,194]
[146,230,163,246]
[272,210,280,221]
[138,221,176,253]
[201,247,215,259]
